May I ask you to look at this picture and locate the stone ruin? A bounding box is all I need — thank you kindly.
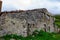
[0,1,58,37]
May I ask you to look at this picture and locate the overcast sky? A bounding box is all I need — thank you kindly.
[1,0,60,14]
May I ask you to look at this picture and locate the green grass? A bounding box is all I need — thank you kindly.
[55,34,60,40]
[0,30,60,40]
[54,15,60,28]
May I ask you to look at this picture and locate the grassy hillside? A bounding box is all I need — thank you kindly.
[54,15,60,28]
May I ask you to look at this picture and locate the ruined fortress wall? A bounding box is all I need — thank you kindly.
[0,8,55,37]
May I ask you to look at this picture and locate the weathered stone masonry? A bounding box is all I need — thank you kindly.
[0,8,56,37]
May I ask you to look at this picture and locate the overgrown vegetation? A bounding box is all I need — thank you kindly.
[0,30,60,40]
[54,15,60,28]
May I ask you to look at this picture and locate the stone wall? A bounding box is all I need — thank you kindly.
[0,8,55,37]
